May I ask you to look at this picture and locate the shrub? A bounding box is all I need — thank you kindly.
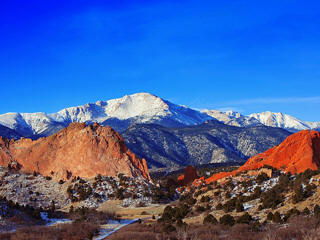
[186,197,197,206]
[261,187,283,209]
[196,205,206,213]
[162,224,176,233]
[314,204,320,218]
[216,203,223,210]
[159,206,174,222]
[223,198,237,213]
[272,211,281,223]
[267,212,273,221]
[200,195,210,203]
[69,205,74,214]
[203,214,218,224]
[256,172,269,184]
[303,207,310,215]
[284,208,300,222]
[236,201,244,212]
[236,212,252,224]
[220,214,235,226]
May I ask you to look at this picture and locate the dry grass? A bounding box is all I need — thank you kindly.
[0,222,99,240]
[108,216,320,240]
[98,200,165,220]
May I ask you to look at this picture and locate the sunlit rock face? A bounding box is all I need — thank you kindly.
[0,123,151,181]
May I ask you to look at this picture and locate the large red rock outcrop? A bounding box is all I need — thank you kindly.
[0,123,151,181]
[177,166,199,186]
[206,130,320,183]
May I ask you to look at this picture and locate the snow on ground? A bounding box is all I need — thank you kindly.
[243,203,254,211]
[93,219,138,240]
[40,212,71,226]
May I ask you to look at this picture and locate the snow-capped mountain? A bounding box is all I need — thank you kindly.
[49,93,212,127]
[202,110,320,132]
[201,110,261,127]
[249,111,320,132]
[0,93,213,138]
[0,93,319,139]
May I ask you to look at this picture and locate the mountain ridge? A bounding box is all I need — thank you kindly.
[0,93,319,140]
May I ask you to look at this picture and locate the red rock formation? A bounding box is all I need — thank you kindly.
[206,130,320,183]
[0,123,151,181]
[177,166,199,186]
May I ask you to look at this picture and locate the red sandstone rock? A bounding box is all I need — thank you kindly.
[206,130,320,183]
[177,166,199,186]
[0,123,151,181]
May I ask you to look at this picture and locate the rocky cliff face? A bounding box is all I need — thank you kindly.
[0,123,150,181]
[206,130,320,183]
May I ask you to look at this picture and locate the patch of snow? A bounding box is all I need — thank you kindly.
[243,203,254,211]
[93,219,138,240]
[40,212,71,226]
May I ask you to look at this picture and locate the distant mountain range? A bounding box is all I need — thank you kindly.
[202,110,320,132]
[0,93,319,140]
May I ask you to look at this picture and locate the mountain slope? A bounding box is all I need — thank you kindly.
[122,120,291,170]
[0,123,22,140]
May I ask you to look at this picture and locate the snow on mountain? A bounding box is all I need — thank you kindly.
[202,109,320,132]
[201,110,261,127]
[0,93,319,139]
[0,93,213,138]
[49,93,212,127]
[0,113,34,136]
[249,111,320,132]
[0,112,66,137]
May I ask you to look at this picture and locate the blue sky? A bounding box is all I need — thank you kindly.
[1,0,320,121]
